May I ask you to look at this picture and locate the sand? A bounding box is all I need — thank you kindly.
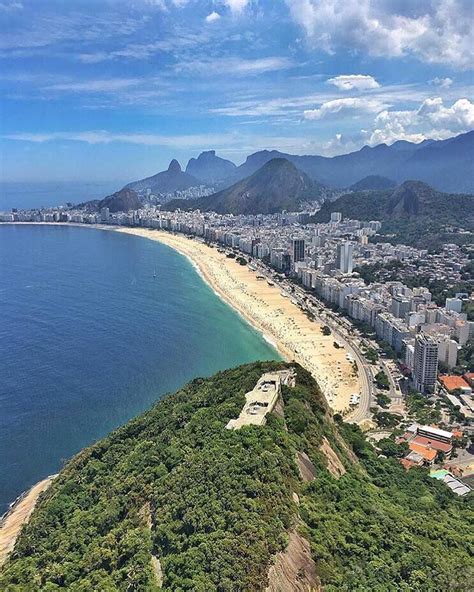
[115,228,360,412]
[0,477,54,568]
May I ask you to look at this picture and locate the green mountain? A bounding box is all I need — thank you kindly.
[1,361,472,591]
[97,187,142,213]
[349,175,396,191]
[314,180,474,248]
[167,158,324,214]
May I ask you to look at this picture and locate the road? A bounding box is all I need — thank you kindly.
[249,259,375,422]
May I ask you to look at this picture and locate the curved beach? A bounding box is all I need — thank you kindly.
[115,227,360,413]
[0,477,55,568]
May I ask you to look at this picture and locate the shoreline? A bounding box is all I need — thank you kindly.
[1,222,360,411]
[113,227,360,412]
[0,221,360,559]
[0,476,56,568]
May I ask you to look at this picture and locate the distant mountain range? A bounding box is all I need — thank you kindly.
[125,159,199,195]
[225,131,473,194]
[166,158,325,215]
[82,130,473,215]
[349,175,396,192]
[185,150,236,185]
[313,180,474,248]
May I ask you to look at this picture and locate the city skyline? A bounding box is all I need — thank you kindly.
[0,0,473,182]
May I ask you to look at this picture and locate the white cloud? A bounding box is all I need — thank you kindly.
[327,74,380,91]
[286,0,474,69]
[223,0,250,14]
[304,97,386,120]
[174,56,292,76]
[0,1,23,11]
[369,97,474,145]
[431,77,453,89]
[45,78,141,93]
[205,11,221,23]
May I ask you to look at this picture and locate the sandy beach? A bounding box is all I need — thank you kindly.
[115,228,360,412]
[0,476,54,568]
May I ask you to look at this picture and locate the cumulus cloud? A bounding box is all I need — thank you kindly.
[369,97,474,144]
[304,97,386,120]
[327,74,380,91]
[205,11,221,23]
[286,0,474,69]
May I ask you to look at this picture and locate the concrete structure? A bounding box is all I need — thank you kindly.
[413,333,438,394]
[336,241,354,274]
[225,369,295,430]
[292,239,305,263]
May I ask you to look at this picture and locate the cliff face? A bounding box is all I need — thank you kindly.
[125,159,201,195]
[1,362,471,591]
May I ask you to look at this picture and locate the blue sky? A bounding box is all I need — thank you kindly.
[0,0,473,182]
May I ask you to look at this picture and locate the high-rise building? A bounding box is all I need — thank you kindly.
[330,212,342,223]
[336,242,354,274]
[413,333,438,394]
[292,239,305,262]
[391,294,411,319]
[100,207,110,222]
[445,297,462,313]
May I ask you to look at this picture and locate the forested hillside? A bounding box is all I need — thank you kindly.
[1,361,472,591]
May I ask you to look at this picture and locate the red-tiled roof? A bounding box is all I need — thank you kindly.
[412,435,452,453]
[439,375,471,392]
[408,442,437,462]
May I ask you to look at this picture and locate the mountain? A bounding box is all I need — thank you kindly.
[224,131,474,194]
[96,187,141,212]
[313,180,474,248]
[167,158,324,214]
[125,160,201,195]
[349,175,397,191]
[185,150,236,185]
[1,361,471,590]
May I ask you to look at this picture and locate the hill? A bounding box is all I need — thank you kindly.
[1,361,472,591]
[349,175,396,191]
[185,150,236,185]
[97,187,141,213]
[313,180,474,248]
[225,131,474,194]
[167,158,324,214]
[125,160,201,195]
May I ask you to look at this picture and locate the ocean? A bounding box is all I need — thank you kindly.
[0,181,125,211]
[0,224,279,515]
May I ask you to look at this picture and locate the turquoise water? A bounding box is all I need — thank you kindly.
[0,224,279,514]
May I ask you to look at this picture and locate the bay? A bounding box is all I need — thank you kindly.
[0,224,279,514]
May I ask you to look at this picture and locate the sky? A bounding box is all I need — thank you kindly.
[0,0,473,182]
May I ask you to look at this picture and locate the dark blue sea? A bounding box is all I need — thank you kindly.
[0,224,279,514]
[0,181,125,211]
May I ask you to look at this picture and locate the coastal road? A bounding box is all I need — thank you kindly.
[250,261,374,422]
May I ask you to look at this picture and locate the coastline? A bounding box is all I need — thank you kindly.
[1,222,360,412]
[0,476,55,568]
[113,227,360,412]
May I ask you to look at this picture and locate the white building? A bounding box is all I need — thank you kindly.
[413,333,439,394]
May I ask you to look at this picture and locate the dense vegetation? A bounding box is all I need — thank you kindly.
[1,361,473,591]
[313,181,474,248]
